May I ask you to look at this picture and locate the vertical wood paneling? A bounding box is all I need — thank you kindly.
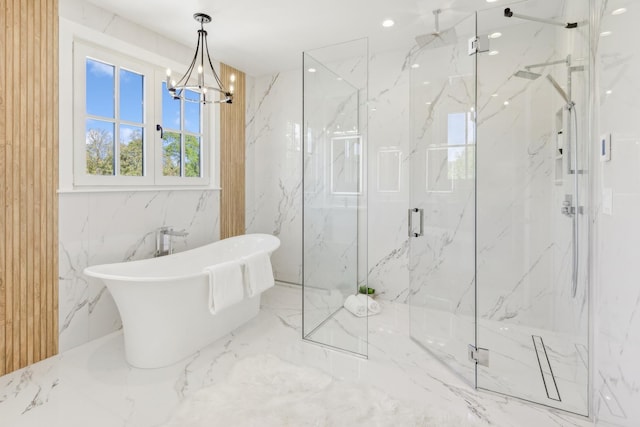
[0,0,7,376]
[50,0,59,358]
[220,63,246,239]
[0,0,58,375]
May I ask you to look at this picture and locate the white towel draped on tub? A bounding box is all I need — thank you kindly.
[204,261,244,315]
[243,253,275,297]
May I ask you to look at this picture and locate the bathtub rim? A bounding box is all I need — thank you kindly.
[83,233,280,283]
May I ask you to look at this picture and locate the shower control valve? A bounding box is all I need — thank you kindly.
[561,195,575,217]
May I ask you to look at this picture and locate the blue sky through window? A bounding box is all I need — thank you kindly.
[86,59,114,118]
[86,59,144,124]
[161,83,201,132]
[162,82,181,130]
[120,69,143,122]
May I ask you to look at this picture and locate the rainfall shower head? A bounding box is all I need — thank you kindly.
[415,9,458,49]
[546,74,573,105]
[514,70,542,80]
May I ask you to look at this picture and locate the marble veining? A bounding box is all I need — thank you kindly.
[58,190,220,353]
[0,285,594,427]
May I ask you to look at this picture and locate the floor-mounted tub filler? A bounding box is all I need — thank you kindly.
[84,234,280,369]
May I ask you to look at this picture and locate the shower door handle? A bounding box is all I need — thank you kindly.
[408,208,424,238]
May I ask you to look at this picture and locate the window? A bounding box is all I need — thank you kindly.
[160,83,203,180]
[73,41,209,187]
[426,112,475,192]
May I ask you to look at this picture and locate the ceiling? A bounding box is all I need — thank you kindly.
[85,0,560,76]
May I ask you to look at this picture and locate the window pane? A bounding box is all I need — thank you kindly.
[184,135,201,177]
[120,125,143,176]
[447,112,466,145]
[120,69,143,123]
[162,131,181,176]
[86,119,114,175]
[184,89,200,103]
[184,92,200,134]
[162,82,181,131]
[86,58,115,118]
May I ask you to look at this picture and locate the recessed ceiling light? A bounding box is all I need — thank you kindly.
[425,102,432,105]
[382,19,395,28]
[606,90,613,95]
[371,108,377,111]
[600,31,612,37]
[307,68,316,73]
[489,50,499,56]
[488,32,502,39]
[504,101,510,106]
[491,93,498,97]
[612,8,627,15]
[411,63,420,69]
[423,81,430,85]
[486,0,498,3]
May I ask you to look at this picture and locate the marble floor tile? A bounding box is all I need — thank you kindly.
[0,284,592,427]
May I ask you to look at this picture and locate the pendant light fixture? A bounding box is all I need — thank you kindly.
[165,13,232,104]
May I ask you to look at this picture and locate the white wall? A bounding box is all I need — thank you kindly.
[593,1,640,425]
[245,71,303,285]
[58,0,221,352]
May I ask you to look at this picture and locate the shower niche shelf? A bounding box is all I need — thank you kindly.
[554,107,564,185]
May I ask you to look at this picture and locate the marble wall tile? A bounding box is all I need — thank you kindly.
[58,190,220,352]
[246,70,303,285]
[593,1,640,425]
[58,194,91,352]
[247,48,416,297]
[366,49,413,302]
[57,0,221,353]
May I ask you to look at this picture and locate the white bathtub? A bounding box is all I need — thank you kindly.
[83,233,280,368]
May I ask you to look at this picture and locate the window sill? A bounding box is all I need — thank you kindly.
[58,185,222,194]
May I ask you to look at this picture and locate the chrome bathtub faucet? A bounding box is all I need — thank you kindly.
[155,226,189,257]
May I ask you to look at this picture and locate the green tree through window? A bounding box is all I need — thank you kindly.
[86,128,114,175]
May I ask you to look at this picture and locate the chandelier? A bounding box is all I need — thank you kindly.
[165,13,232,104]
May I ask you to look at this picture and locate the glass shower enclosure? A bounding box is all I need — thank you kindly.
[302,39,368,357]
[409,1,590,416]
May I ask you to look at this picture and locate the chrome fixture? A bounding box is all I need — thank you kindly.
[503,7,578,29]
[513,54,585,299]
[513,58,568,82]
[165,13,232,104]
[561,194,576,217]
[415,9,458,49]
[155,226,189,257]
[408,208,424,237]
[513,70,542,80]
[561,195,580,298]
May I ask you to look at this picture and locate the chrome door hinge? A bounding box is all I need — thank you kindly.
[468,344,490,367]
[468,35,490,56]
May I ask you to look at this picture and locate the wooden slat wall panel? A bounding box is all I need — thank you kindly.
[0,0,58,376]
[219,63,246,239]
[0,0,6,376]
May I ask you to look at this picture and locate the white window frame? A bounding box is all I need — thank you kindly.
[154,70,210,186]
[73,40,210,187]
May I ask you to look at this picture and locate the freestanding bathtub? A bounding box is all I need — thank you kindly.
[83,233,280,369]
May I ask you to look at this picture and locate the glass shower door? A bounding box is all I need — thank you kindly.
[302,39,368,357]
[475,2,590,415]
[408,13,477,385]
